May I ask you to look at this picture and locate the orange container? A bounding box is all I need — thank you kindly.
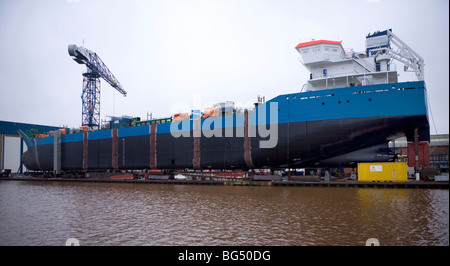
[203,107,219,118]
[173,113,189,121]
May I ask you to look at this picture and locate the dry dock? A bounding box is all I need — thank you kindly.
[0,176,448,189]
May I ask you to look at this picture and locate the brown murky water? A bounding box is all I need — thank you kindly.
[0,181,448,246]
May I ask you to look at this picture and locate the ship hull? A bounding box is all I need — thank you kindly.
[21,81,430,171]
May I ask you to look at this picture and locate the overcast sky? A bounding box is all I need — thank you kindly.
[0,0,448,134]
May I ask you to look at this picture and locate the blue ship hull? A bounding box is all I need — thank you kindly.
[21,81,429,171]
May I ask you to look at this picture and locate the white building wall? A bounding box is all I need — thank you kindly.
[2,135,27,173]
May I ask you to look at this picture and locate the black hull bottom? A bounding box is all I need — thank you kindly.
[22,114,429,171]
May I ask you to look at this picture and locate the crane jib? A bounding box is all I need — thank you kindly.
[68,44,127,96]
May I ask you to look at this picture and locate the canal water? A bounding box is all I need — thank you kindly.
[0,181,448,246]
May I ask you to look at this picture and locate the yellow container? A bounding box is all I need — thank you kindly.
[357,162,407,182]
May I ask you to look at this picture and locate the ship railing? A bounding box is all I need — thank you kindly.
[308,70,399,90]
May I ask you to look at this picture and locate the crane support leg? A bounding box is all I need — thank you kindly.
[82,72,101,129]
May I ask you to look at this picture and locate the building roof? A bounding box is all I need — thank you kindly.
[0,120,63,135]
[295,40,342,49]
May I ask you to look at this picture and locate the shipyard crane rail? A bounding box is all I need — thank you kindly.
[68,44,127,129]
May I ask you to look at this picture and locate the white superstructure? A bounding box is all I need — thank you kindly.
[295,29,424,91]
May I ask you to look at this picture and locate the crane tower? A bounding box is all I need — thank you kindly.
[68,44,127,129]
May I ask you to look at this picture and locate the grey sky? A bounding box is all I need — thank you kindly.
[0,0,448,134]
